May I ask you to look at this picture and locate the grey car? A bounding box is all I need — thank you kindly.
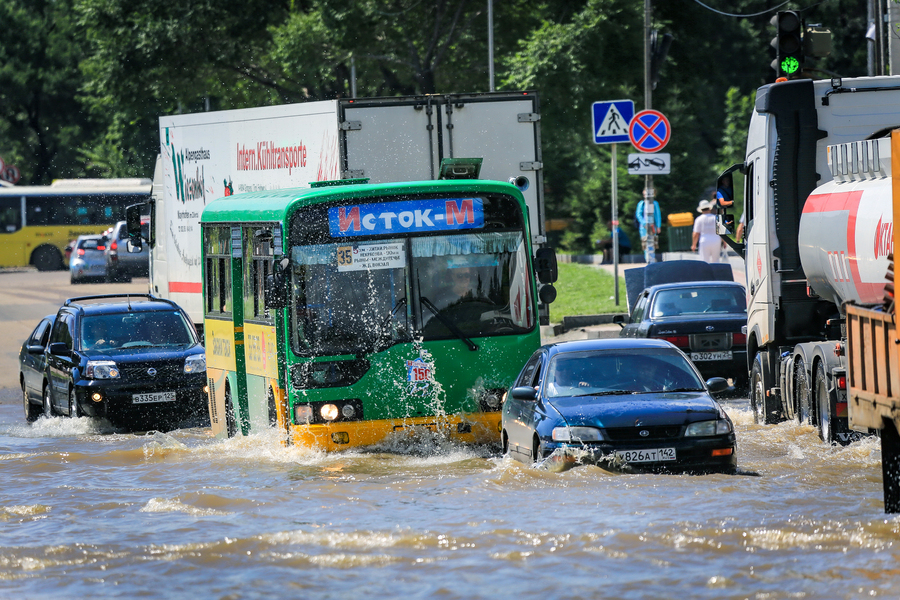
[69,234,108,284]
[105,220,149,282]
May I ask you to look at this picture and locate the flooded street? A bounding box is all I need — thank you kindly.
[1,387,898,600]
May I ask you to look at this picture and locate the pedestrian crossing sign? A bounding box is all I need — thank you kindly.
[592,100,634,144]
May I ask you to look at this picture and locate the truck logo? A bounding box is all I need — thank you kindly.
[328,198,484,237]
[875,216,893,260]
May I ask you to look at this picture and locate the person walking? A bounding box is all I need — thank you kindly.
[636,193,661,263]
[691,199,722,263]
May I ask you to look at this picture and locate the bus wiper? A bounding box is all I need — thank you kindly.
[419,296,478,351]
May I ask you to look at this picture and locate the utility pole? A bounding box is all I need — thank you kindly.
[642,0,657,263]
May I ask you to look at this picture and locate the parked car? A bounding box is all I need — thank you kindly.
[19,314,56,422]
[501,338,737,474]
[615,281,748,391]
[42,293,208,432]
[69,234,108,284]
[105,220,149,282]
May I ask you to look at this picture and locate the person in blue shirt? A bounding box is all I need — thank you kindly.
[596,221,632,264]
[636,196,662,262]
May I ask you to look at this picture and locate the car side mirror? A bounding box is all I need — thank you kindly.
[511,386,538,401]
[612,314,626,328]
[534,247,558,284]
[705,377,729,394]
[48,342,70,357]
[26,344,45,354]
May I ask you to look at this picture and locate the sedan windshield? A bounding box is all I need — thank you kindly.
[651,286,746,318]
[80,311,195,351]
[544,349,704,398]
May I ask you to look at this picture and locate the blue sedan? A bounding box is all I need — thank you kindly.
[501,338,737,473]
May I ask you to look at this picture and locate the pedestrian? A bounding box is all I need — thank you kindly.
[691,199,723,263]
[635,194,661,263]
[595,221,632,264]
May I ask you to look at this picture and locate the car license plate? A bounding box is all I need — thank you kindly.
[615,448,676,463]
[690,351,733,361]
[133,391,176,404]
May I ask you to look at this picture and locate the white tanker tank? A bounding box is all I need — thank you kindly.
[798,137,894,310]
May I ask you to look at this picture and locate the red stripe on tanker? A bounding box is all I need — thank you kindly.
[799,176,893,306]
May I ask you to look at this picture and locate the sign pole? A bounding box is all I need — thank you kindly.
[611,143,619,305]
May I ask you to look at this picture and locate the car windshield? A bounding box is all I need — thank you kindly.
[651,286,746,318]
[544,348,704,398]
[80,311,195,351]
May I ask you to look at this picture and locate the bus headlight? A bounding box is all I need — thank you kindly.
[294,405,313,423]
[320,404,339,421]
[85,360,119,379]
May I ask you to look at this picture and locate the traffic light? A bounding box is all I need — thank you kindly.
[770,11,803,79]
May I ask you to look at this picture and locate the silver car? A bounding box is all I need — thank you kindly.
[69,234,108,284]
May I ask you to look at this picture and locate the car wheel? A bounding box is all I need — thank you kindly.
[532,436,543,463]
[42,385,55,418]
[23,383,41,423]
[501,430,509,456]
[68,388,82,418]
[750,351,782,424]
[224,386,237,438]
[815,361,835,444]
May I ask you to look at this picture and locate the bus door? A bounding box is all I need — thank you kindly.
[0,195,25,266]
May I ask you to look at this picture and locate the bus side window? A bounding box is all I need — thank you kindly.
[0,197,22,233]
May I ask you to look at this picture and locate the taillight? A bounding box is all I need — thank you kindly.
[732,333,746,344]
[110,241,117,251]
[97,245,105,251]
[653,335,690,347]
[77,248,85,256]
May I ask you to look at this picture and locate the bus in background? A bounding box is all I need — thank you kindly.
[194,171,555,449]
[0,178,151,271]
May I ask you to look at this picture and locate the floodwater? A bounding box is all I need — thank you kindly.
[1,388,898,600]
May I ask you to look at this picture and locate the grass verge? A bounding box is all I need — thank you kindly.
[547,262,628,323]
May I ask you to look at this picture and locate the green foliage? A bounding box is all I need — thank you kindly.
[548,262,627,322]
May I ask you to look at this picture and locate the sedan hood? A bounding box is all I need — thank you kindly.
[547,393,720,428]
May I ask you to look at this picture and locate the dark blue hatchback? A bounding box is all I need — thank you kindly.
[40,294,209,432]
[501,338,737,473]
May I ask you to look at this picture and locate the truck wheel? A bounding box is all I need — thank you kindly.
[881,421,900,513]
[32,246,63,272]
[793,356,812,424]
[750,351,782,424]
[815,361,835,444]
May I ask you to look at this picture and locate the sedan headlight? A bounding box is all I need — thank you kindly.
[184,353,206,374]
[552,426,605,442]
[685,419,733,437]
[85,360,119,380]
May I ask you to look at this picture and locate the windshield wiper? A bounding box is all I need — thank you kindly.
[419,296,478,351]
[569,390,633,398]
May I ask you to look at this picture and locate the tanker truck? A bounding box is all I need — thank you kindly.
[715,76,900,511]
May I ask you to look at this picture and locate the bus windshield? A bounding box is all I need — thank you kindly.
[288,195,535,356]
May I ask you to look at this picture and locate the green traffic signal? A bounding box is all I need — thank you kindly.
[781,56,800,75]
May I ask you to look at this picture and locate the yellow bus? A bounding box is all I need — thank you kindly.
[0,178,152,271]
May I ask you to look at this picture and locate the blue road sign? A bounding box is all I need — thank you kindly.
[592,100,634,144]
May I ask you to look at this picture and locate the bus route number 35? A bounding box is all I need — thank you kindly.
[337,246,355,267]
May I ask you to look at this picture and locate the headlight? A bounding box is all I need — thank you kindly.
[184,353,206,374]
[685,419,733,437]
[85,360,119,379]
[294,405,313,423]
[320,404,339,421]
[552,426,604,442]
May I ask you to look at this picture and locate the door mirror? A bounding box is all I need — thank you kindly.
[511,386,538,401]
[535,247,558,284]
[48,342,70,357]
[126,239,142,253]
[612,314,626,328]
[705,377,730,394]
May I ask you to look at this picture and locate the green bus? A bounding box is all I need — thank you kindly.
[195,176,554,450]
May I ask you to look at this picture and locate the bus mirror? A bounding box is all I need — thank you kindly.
[265,273,288,309]
[539,284,557,304]
[716,213,735,236]
[535,248,558,284]
[126,238,143,253]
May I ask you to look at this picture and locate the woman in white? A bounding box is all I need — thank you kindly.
[691,199,722,263]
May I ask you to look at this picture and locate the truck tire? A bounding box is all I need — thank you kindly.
[815,361,836,444]
[793,356,813,425]
[881,420,900,513]
[32,246,63,271]
[750,351,782,424]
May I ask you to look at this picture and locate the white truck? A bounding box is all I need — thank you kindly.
[145,92,545,328]
[717,76,900,510]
